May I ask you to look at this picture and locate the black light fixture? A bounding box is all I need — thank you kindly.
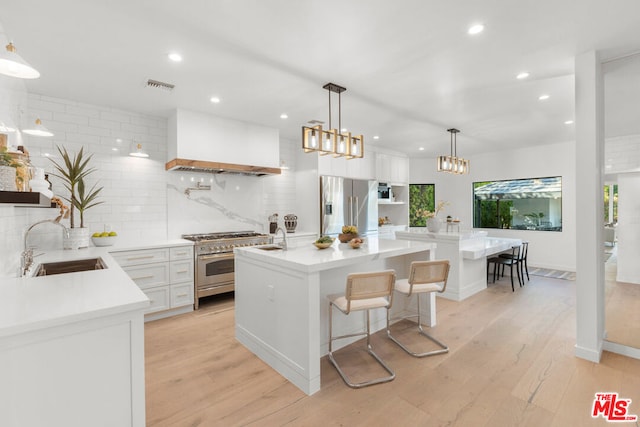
[302,83,363,159]
[437,128,469,174]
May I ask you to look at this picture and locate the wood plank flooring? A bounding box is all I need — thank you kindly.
[145,275,640,427]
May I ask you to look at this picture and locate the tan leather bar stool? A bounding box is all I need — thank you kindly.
[387,260,450,357]
[327,270,396,388]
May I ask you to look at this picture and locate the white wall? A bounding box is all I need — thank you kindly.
[0,91,298,277]
[410,140,576,271]
[616,172,640,284]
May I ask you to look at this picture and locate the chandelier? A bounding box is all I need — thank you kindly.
[437,128,469,174]
[302,83,364,159]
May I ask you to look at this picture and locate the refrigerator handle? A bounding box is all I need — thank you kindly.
[348,196,353,226]
[354,196,359,229]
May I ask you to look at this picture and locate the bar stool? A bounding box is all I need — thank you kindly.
[386,260,450,357]
[327,270,397,388]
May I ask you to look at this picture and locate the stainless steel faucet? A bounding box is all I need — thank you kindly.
[21,219,70,276]
[274,226,288,251]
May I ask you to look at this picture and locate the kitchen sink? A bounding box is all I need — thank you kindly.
[34,257,107,276]
[256,245,283,251]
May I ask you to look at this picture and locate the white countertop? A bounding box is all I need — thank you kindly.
[106,238,193,252]
[398,229,487,241]
[0,247,149,338]
[235,236,436,273]
[460,237,523,260]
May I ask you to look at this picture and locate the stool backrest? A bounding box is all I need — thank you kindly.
[408,260,450,293]
[519,241,529,261]
[345,270,396,312]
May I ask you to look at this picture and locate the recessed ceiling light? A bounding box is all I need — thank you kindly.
[516,72,530,80]
[116,138,123,143]
[341,128,348,132]
[468,24,484,35]
[280,113,288,119]
[564,120,574,125]
[419,147,425,151]
[373,135,380,140]
[210,96,221,103]
[538,94,550,101]
[168,53,182,62]
[112,147,118,152]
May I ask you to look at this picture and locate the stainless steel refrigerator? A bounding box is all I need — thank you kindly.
[320,176,378,236]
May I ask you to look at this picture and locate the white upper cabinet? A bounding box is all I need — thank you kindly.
[317,152,375,180]
[376,153,409,184]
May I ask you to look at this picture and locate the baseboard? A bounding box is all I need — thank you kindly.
[602,340,640,361]
[575,342,603,362]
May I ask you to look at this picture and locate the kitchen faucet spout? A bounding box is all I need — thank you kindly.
[274,226,288,251]
[21,220,70,276]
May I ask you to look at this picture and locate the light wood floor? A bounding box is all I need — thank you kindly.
[145,274,640,427]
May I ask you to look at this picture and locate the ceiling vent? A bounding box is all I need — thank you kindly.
[146,79,175,92]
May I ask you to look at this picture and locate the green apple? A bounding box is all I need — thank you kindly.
[108,231,117,236]
[92,232,101,238]
[100,232,109,237]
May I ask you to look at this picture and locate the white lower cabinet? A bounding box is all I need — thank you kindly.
[111,243,194,321]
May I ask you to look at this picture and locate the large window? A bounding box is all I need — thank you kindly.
[604,184,618,224]
[409,184,435,227]
[473,177,562,231]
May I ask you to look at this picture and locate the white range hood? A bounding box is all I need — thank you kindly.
[166,109,281,176]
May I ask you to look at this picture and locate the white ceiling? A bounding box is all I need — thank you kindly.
[1,0,640,157]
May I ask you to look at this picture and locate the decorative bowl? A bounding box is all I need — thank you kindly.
[313,238,334,249]
[92,236,117,247]
[349,239,364,249]
[338,233,358,243]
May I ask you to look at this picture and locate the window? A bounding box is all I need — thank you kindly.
[473,177,562,231]
[409,184,435,227]
[604,184,618,224]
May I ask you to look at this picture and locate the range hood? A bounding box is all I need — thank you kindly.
[165,158,281,176]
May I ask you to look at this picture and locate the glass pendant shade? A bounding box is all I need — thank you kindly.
[0,43,40,79]
[437,128,469,174]
[129,142,149,158]
[23,118,53,137]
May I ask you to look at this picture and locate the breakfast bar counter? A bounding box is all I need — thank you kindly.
[234,237,436,395]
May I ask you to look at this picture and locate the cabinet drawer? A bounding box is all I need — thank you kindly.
[170,282,194,308]
[122,263,169,289]
[111,248,170,267]
[144,286,170,314]
[170,260,193,283]
[170,246,193,261]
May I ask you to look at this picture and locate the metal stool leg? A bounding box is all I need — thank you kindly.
[386,293,448,358]
[328,303,395,388]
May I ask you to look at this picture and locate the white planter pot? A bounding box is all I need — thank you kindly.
[426,218,442,233]
[64,227,90,250]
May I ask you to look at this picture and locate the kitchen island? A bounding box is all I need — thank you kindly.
[396,229,521,301]
[0,248,149,427]
[234,237,436,395]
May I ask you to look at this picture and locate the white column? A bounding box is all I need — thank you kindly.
[575,50,605,362]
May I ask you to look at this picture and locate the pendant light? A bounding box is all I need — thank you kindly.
[437,128,469,174]
[302,83,364,159]
[23,118,53,137]
[129,141,149,158]
[0,42,40,79]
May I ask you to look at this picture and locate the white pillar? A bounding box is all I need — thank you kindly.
[575,50,605,362]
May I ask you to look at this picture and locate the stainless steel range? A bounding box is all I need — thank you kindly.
[182,231,271,309]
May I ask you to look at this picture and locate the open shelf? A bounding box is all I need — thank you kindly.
[0,191,54,207]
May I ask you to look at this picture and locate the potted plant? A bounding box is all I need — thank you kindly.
[49,146,103,248]
[0,146,18,191]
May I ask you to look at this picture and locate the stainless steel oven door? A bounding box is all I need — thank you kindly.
[196,252,235,305]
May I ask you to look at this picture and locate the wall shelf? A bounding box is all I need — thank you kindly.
[0,191,54,207]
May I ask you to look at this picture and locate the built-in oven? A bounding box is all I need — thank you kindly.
[196,252,235,301]
[182,231,271,309]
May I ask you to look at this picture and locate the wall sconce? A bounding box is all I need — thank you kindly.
[129,142,149,158]
[23,118,53,137]
[0,41,40,79]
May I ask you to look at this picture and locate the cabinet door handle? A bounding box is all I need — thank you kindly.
[176,293,188,297]
[175,252,188,256]
[132,275,154,280]
[176,270,188,274]
[127,255,155,261]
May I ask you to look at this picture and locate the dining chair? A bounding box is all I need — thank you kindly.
[500,241,529,283]
[487,245,522,291]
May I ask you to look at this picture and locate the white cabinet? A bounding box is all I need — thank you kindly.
[111,244,194,321]
[376,153,409,185]
[318,152,375,180]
